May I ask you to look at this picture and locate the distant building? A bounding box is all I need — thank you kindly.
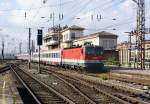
[117,40,150,69]
[0,54,16,60]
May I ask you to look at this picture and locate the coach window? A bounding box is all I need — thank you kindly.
[55,53,56,58]
[45,54,47,58]
[55,53,57,58]
[53,53,55,58]
[57,53,59,58]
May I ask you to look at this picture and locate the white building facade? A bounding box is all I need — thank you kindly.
[43,25,118,51]
[73,31,118,50]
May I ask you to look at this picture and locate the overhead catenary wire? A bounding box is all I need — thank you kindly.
[61,0,95,23]
[0,0,74,12]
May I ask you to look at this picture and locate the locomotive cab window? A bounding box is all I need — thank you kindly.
[84,46,104,55]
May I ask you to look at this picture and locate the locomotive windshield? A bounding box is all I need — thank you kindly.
[84,46,104,55]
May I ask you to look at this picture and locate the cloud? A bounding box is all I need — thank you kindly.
[16,0,40,8]
[8,10,25,26]
[0,2,10,7]
[120,0,136,16]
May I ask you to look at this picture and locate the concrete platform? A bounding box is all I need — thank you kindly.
[0,72,23,104]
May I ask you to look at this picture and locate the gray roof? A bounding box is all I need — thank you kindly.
[62,25,84,32]
[69,25,84,30]
[75,31,118,41]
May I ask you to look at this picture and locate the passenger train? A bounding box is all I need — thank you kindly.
[17,45,105,72]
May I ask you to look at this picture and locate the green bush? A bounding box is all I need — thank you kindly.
[106,57,119,65]
[98,73,108,80]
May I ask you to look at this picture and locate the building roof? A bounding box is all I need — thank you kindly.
[43,32,59,40]
[69,25,84,30]
[62,25,84,32]
[117,40,150,49]
[74,31,118,41]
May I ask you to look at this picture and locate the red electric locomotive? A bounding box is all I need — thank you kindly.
[62,45,105,72]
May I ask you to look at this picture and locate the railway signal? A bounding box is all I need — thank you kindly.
[37,29,43,74]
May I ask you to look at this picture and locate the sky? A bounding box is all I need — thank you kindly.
[0,0,150,54]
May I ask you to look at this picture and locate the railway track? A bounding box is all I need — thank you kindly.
[42,70,125,104]
[10,64,75,104]
[41,67,150,104]
[0,65,11,73]
[17,62,127,104]
[13,63,112,104]
[16,61,150,104]
[27,69,98,103]
[109,72,150,86]
[17,64,123,104]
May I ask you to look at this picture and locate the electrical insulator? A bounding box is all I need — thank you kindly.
[43,0,47,4]
[62,14,63,19]
[59,13,63,20]
[50,13,53,20]
[25,12,27,19]
[96,14,101,21]
[59,14,61,20]
[91,15,93,21]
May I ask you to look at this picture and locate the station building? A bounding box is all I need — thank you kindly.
[43,25,118,60]
[44,25,118,50]
[43,26,62,50]
[117,40,150,69]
